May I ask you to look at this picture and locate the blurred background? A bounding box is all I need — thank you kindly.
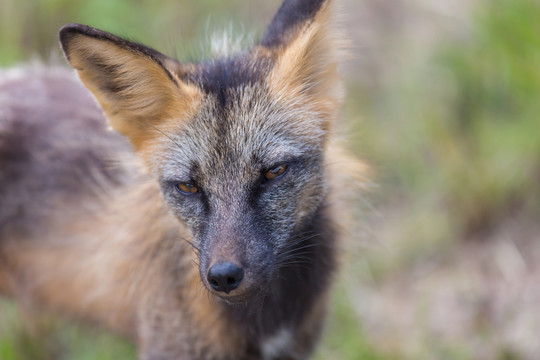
[1,0,539,359]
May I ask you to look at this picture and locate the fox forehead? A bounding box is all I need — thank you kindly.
[154,74,326,183]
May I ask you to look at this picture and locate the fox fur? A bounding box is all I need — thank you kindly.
[0,0,366,359]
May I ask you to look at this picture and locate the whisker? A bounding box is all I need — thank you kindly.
[276,254,316,267]
[184,239,201,255]
[277,242,321,258]
[278,231,320,249]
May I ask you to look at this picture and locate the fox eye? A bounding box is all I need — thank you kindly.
[265,164,288,181]
[176,182,199,195]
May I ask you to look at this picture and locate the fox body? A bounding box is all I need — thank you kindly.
[0,0,361,359]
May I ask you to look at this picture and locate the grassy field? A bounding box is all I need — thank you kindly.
[1,0,540,359]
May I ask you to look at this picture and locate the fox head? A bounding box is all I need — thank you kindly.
[60,0,343,302]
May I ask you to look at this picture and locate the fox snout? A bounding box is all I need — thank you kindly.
[206,262,244,294]
[202,257,268,301]
[199,222,275,301]
[201,249,274,301]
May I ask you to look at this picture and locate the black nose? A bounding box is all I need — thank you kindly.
[207,262,244,294]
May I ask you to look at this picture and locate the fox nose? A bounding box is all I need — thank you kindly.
[207,262,244,294]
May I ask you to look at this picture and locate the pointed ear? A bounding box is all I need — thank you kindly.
[59,24,201,151]
[260,0,344,120]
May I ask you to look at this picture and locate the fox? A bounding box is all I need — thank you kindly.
[0,0,365,359]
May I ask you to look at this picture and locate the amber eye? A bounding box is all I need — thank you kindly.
[176,182,199,195]
[265,164,288,181]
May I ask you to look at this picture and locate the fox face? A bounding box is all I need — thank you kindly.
[156,77,328,301]
[60,0,342,302]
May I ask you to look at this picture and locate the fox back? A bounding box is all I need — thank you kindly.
[0,0,361,359]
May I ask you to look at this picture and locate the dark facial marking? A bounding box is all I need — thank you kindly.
[185,55,272,107]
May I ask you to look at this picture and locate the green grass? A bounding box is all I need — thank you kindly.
[315,285,394,360]
[0,0,278,67]
[0,300,135,360]
[354,0,540,241]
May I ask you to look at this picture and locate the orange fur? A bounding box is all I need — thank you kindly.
[265,1,345,128]
[65,34,203,153]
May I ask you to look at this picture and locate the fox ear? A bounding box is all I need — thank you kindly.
[59,24,200,151]
[260,0,344,120]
